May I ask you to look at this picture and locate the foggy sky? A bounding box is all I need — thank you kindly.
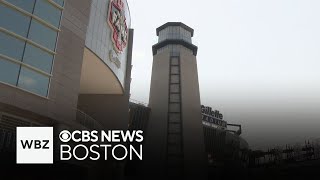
[127,0,320,150]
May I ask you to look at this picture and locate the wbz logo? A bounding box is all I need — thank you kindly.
[20,139,50,149]
[16,127,53,164]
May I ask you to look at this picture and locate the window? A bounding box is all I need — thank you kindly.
[0,4,31,37]
[0,32,25,60]
[0,57,20,85]
[5,0,35,13]
[53,0,64,7]
[28,19,58,51]
[34,0,62,27]
[23,43,54,73]
[18,67,49,96]
[0,0,63,97]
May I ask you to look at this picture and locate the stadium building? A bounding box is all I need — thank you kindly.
[201,105,250,178]
[0,0,133,178]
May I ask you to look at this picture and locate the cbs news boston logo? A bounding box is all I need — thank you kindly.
[16,127,143,164]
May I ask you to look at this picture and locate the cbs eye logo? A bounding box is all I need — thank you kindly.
[59,130,71,143]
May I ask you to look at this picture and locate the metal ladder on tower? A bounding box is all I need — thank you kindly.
[166,55,184,176]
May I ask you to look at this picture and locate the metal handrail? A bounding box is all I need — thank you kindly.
[129,99,148,107]
[76,109,103,130]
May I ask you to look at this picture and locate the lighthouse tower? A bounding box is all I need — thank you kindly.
[145,22,206,178]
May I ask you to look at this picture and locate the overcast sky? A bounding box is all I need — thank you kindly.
[127,0,320,150]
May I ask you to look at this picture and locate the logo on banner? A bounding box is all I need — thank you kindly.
[108,0,128,53]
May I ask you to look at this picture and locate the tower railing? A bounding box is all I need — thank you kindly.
[76,109,103,130]
[129,99,148,107]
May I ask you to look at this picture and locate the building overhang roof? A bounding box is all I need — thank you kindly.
[79,48,124,95]
[152,39,198,56]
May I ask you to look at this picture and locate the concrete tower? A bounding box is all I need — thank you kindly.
[145,22,206,178]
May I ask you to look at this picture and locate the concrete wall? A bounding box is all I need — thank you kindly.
[144,49,171,172]
[50,0,91,123]
[77,94,129,130]
[180,48,207,177]
[77,29,134,130]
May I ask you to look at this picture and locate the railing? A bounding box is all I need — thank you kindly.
[250,141,320,167]
[76,109,103,130]
[0,128,15,151]
[129,99,148,107]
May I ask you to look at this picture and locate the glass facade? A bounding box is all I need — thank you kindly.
[18,67,50,96]
[158,26,192,43]
[0,31,26,60]
[156,26,194,55]
[5,0,36,13]
[0,0,64,97]
[0,57,20,85]
[28,19,58,51]
[34,0,62,28]
[23,44,54,73]
[0,3,31,37]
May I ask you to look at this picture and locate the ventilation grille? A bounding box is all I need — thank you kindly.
[0,113,41,151]
[0,115,32,132]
